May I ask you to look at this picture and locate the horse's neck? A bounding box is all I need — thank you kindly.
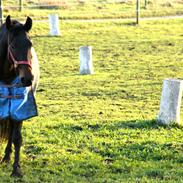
[31,47,40,94]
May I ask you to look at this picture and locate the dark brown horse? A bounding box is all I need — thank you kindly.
[0,15,39,177]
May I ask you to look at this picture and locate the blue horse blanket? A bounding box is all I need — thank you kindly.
[0,77,38,121]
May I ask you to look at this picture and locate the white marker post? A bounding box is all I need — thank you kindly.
[49,14,60,36]
[157,79,183,125]
[79,46,94,75]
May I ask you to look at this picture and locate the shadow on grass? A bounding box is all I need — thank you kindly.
[103,119,183,131]
[32,35,61,38]
[123,22,137,26]
[87,121,183,163]
[47,119,183,133]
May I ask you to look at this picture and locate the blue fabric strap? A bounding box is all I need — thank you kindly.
[0,77,38,121]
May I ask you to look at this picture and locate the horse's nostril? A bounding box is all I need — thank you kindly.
[26,80,32,86]
[21,78,32,87]
[21,77,25,84]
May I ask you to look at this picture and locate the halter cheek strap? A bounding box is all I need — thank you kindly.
[8,47,32,69]
[7,36,32,69]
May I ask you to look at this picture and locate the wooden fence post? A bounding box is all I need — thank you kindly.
[157,79,183,125]
[19,0,23,11]
[144,0,148,9]
[0,0,3,25]
[136,0,140,25]
[79,46,94,75]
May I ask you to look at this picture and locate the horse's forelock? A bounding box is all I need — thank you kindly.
[8,21,25,34]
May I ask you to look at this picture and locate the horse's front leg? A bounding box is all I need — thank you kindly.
[11,121,23,177]
[1,120,13,163]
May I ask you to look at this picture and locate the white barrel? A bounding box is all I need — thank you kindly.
[49,14,60,36]
[79,46,94,75]
[157,78,183,125]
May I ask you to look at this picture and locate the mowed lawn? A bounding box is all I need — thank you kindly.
[0,18,183,182]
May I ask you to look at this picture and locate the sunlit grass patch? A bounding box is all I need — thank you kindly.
[0,18,183,182]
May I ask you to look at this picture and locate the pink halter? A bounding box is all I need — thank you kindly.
[8,36,32,69]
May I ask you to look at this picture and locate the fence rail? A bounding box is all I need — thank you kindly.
[0,0,183,25]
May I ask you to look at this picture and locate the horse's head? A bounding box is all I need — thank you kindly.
[6,15,33,87]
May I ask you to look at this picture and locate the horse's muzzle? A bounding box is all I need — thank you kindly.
[18,65,34,87]
[21,77,33,87]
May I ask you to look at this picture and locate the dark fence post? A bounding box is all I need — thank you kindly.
[0,0,3,25]
[144,0,147,9]
[136,0,140,25]
[19,0,23,11]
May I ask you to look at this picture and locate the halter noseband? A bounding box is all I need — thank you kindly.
[8,35,32,69]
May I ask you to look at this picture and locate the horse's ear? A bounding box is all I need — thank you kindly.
[6,15,12,30]
[24,17,32,32]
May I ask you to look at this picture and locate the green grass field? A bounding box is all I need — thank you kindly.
[2,0,183,20]
[1,16,183,182]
